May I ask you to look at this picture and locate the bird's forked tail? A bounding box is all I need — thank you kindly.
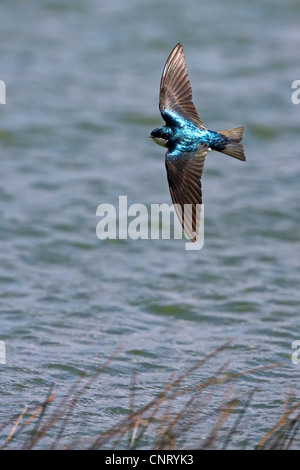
[218,126,246,161]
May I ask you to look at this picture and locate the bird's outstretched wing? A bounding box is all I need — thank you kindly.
[165,146,207,242]
[160,43,205,130]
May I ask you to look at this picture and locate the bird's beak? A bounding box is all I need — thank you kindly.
[149,135,153,138]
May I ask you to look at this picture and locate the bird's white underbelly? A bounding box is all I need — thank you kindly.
[152,136,168,148]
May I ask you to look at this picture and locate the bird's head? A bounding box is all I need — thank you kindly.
[149,127,172,148]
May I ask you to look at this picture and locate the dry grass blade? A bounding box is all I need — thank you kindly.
[2,342,299,450]
[221,389,256,450]
[1,405,28,450]
[257,400,300,449]
[202,386,238,449]
[23,383,56,450]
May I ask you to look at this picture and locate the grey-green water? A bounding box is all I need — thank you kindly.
[0,0,299,449]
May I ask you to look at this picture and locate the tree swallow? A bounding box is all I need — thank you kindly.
[150,43,246,242]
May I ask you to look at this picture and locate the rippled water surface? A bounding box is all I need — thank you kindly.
[0,0,299,449]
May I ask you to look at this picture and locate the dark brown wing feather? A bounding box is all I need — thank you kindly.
[160,43,205,130]
[165,147,207,242]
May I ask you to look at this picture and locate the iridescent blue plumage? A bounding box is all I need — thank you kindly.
[155,109,230,156]
[150,43,246,242]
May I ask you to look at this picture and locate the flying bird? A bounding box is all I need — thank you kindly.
[150,43,246,242]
